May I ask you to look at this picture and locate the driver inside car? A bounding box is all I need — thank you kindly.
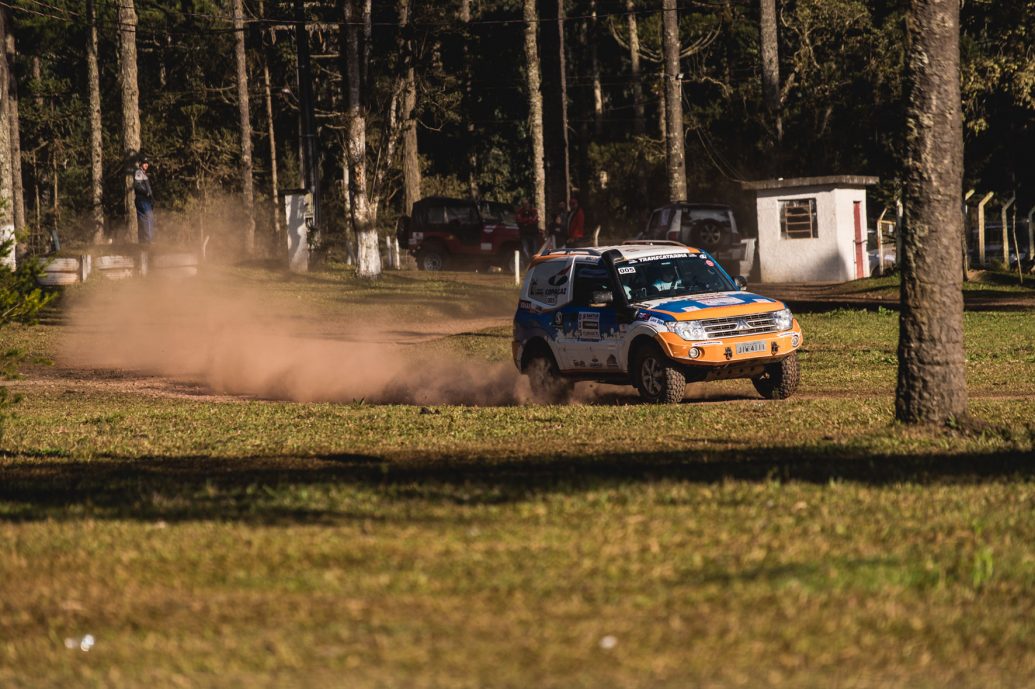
[650,264,681,294]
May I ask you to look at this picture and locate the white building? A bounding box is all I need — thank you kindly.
[742,175,878,283]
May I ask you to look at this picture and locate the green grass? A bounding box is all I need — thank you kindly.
[2,267,1035,688]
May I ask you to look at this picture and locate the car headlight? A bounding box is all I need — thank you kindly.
[668,320,708,341]
[773,308,793,331]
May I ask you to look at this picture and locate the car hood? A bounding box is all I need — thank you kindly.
[631,291,785,321]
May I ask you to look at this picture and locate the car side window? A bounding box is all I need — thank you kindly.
[571,263,615,307]
[525,259,574,308]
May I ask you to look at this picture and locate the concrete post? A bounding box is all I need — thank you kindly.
[963,189,975,275]
[876,206,889,275]
[1000,195,1015,267]
[976,192,994,267]
[514,249,521,286]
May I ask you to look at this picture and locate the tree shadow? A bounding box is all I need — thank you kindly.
[2,442,1033,525]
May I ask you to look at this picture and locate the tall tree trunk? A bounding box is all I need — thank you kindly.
[758,0,782,145]
[896,0,967,425]
[589,0,602,137]
[87,0,104,243]
[626,1,645,136]
[232,0,256,255]
[400,0,420,215]
[343,0,380,277]
[662,0,686,201]
[259,1,281,246]
[119,0,141,242]
[6,29,22,232]
[523,0,546,232]
[0,9,12,266]
[461,0,478,198]
[557,0,571,202]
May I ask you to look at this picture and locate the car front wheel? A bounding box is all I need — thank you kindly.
[417,245,447,271]
[525,352,573,404]
[752,352,800,399]
[633,343,686,404]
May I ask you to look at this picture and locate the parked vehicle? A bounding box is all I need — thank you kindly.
[397,196,521,271]
[512,241,803,403]
[642,202,744,255]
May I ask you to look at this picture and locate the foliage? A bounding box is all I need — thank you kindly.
[4,0,1032,251]
[0,234,56,441]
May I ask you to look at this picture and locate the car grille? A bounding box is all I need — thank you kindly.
[700,312,779,338]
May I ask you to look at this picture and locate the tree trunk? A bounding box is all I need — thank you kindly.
[758,0,782,145]
[523,0,546,232]
[260,1,281,246]
[87,0,104,243]
[232,0,256,255]
[662,0,686,201]
[343,0,380,277]
[626,0,644,136]
[119,0,141,242]
[557,0,571,203]
[0,9,12,266]
[461,0,478,198]
[896,0,967,425]
[589,0,603,137]
[400,0,420,215]
[5,28,22,232]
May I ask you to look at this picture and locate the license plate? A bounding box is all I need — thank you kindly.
[736,341,767,355]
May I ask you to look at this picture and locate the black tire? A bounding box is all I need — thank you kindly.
[752,351,800,400]
[692,220,729,251]
[632,343,686,404]
[417,245,448,271]
[525,351,574,404]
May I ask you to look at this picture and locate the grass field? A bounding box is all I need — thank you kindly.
[2,267,1034,688]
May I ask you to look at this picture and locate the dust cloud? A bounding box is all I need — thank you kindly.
[61,273,530,405]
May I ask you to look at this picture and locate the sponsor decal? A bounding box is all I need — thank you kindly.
[705,260,715,267]
[635,310,651,321]
[547,271,570,286]
[481,242,493,251]
[519,300,533,310]
[617,266,636,274]
[647,316,666,326]
[695,296,743,306]
[578,312,601,341]
[606,355,619,368]
[681,305,701,312]
[554,312,563,326]
[589,360,603,369]
[618,324,628,333]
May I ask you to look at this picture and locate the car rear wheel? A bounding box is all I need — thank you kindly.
[752,352,800,399]
[525,352,573,404]
[632,343,686,404]
[692,220,728,251]
[417,245,447,271]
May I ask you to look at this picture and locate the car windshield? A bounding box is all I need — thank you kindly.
[618,254,735,302]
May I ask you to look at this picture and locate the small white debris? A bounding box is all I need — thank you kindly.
[599,635,617,650]
[80,634,95,652]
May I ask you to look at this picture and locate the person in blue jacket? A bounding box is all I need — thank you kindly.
[133,157,155,244]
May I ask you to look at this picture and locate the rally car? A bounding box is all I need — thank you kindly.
[512,241,803,403]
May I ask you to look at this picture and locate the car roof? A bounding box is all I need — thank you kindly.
[529,243,702,267]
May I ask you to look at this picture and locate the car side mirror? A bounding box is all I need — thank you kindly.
[734,275,748,290]
[590,290,614,306]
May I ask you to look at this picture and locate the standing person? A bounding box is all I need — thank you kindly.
[516,198,541,257]
[566,194,585,247]
[133,157,155,244]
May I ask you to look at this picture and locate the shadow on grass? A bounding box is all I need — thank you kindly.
[1,443,1034,523]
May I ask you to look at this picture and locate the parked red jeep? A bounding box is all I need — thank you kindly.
[397,196,522,271]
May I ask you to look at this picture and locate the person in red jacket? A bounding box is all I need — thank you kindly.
[566,195,585,246]
[515,198,541,257]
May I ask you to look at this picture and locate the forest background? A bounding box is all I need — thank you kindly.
[2,0,1033,257]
